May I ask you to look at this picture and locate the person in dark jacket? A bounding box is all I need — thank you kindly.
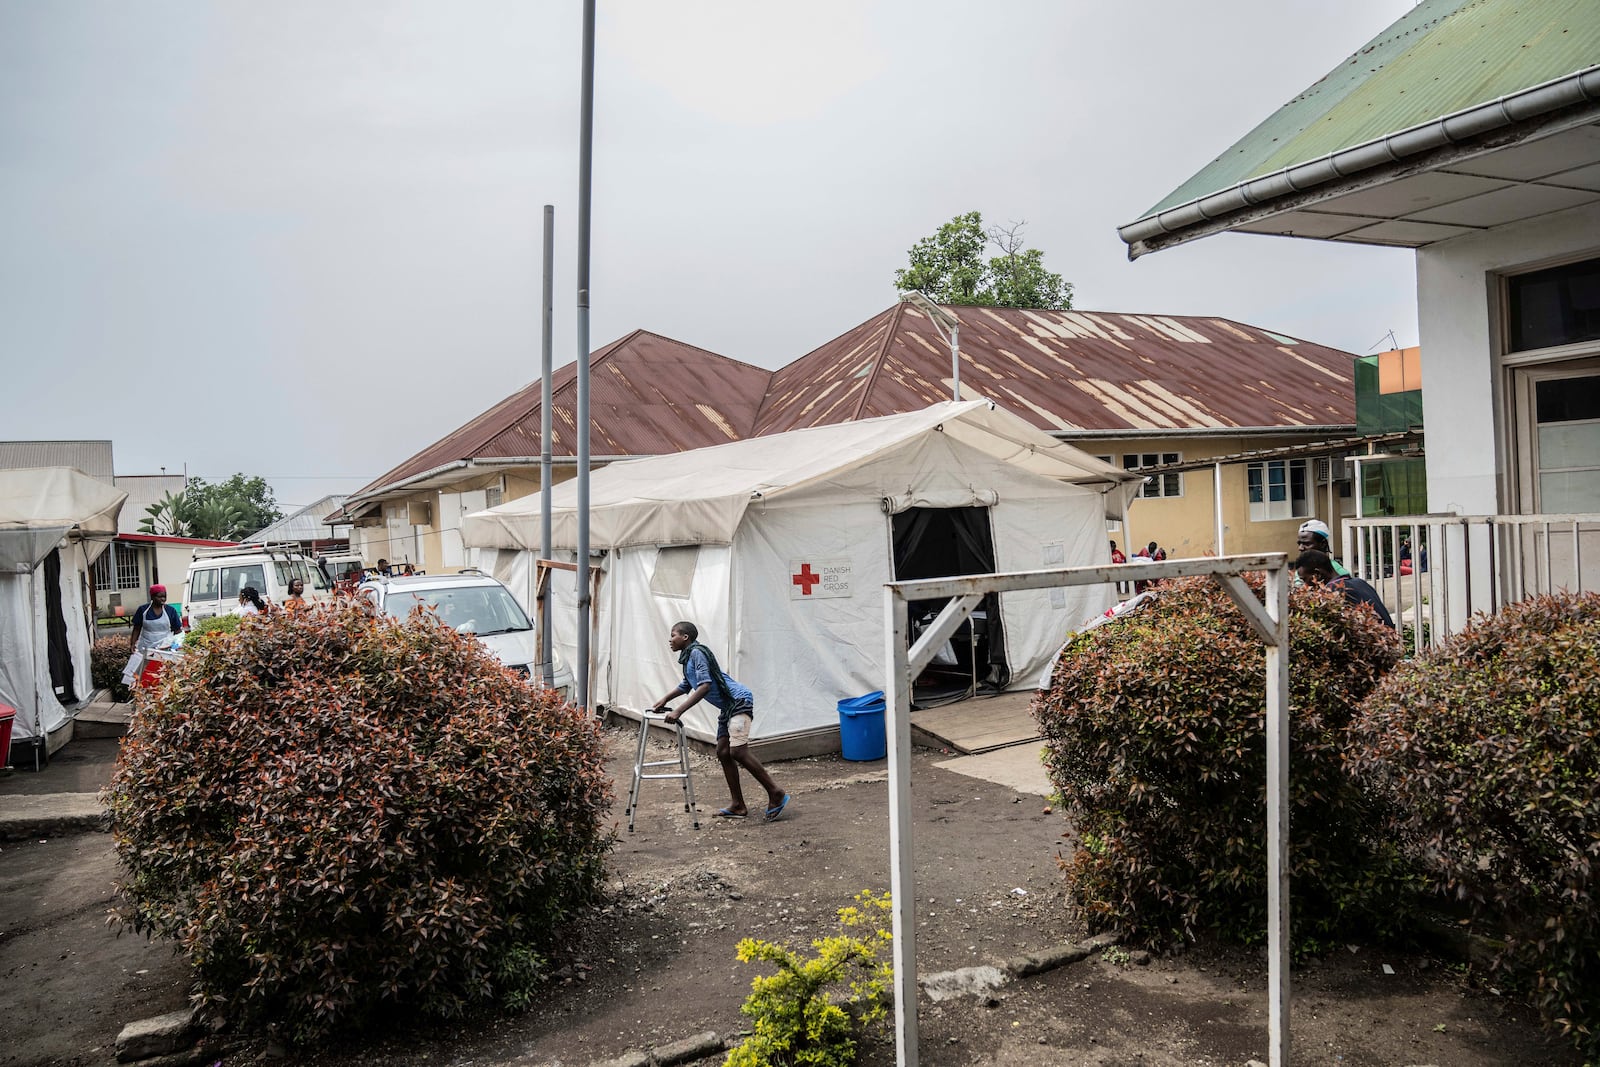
[1293,550,1395,629]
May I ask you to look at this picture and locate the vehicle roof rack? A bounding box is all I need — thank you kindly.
[190,541,306,561]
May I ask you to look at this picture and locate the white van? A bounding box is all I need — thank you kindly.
[183,543,334,625]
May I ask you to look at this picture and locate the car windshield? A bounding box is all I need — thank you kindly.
[382,583,532,636]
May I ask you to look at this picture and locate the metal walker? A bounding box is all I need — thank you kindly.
[625,710,699,832]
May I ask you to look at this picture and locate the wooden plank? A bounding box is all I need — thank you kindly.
[910,692,1039,754]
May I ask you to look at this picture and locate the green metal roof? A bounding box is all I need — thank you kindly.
[1143,0,1600,219]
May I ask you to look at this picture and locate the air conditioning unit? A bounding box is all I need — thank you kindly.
[1316,457,1351,485]
[407,501,433,526]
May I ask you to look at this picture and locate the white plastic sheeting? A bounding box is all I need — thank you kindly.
[463,403,1143,743]
[0,468,126,746]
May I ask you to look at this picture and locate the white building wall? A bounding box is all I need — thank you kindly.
[1416,200,1600,515]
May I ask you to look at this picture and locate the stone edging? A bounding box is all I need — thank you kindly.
[583,930,1125,1067]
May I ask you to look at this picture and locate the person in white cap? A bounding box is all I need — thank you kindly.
[1296,519,1350,577]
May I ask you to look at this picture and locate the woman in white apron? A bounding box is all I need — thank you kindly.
[122,584,178,687]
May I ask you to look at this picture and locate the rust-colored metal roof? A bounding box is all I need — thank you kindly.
[753,305,1355,436]
[353,331,772,499]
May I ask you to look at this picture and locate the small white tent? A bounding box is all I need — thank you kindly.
[463,401,1142,747]
[0,468,126,767]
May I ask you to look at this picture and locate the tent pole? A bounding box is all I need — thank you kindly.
[540,204,555,688]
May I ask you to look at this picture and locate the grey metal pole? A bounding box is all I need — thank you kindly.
[1213,461,1225,555]
[883,584,919,1066]
[949,322,961,402]
[574,0,595,714]
[540,204,555,688]
[1264,562,1292,1066]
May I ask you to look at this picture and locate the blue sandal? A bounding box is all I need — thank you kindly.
[765,794,790,821]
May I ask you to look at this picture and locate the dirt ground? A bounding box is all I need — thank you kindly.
[0,730,1582,1067]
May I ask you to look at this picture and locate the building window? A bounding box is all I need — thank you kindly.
[1247,460,1311,521]
[1507,257,1600,353]
[1513,364,1600,513]
[1123,453,1182,498]
[1504,255,1600,514]
[92,546,142,590]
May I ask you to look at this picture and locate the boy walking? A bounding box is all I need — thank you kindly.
[652,621,789,821]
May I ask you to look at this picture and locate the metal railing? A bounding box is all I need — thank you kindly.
[1343,513,1600,653]
[884,555,1294,1067]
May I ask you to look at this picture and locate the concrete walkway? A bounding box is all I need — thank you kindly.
[0,696,124,839]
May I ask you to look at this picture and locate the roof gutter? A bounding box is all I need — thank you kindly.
[1051,424,1354,441]
[1118,65,1600,259]
[343,453,648,513]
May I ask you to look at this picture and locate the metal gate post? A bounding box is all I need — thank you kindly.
[884,584,919,1067]
[1264,563,1292,1066]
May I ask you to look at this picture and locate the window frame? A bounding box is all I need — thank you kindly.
[1246,459,1313,522]
[1498,252,1600,515]
[1122,451,1183,499]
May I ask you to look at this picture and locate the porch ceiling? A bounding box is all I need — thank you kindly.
[1225,122,1600,249]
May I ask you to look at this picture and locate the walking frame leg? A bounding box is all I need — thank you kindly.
[627,715,649,833]
[677,720,700,828]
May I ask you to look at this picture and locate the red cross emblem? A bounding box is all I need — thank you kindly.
[791,563,822,595]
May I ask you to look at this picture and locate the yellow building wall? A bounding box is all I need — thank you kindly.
[1086,435,1351,562]
[382,466,585,576]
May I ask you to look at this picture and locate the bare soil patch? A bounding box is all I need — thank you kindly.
[1,729,1580,1066]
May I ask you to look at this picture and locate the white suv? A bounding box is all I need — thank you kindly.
[359,570,572,700]
[184,544,334,625]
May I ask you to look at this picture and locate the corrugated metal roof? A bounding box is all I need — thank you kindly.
[0,440,114,481]
[111,474,189,535]
[250,494,350,542]
[754,305,1355,436]
[353,331,772,499]
[1143,0,1600,218]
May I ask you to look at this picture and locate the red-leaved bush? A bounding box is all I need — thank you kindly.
[106,602,613,1041]
[1035,576,1410,954]
[1347,592,1600,1056]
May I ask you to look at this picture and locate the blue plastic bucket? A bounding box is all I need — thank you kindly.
[837,691,887,761]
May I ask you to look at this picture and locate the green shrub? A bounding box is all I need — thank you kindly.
[90,634,132,702]
[188,613,242,640]
[726,890,893,1067]
[1034,576,1410,954]
[105,602,614,1042]
[1347,592,1600,1057]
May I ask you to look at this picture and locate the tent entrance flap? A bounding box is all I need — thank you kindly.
[43,548,78,706]
[891,506,1010,707]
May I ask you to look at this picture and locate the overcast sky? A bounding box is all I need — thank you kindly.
[1,1,1422,512]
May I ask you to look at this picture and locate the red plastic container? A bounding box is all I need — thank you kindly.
[0,702,15,768]
[139,659,165,689]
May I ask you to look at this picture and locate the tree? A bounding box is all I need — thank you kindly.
[139,491,191,537]
[134,474,282,541]
[187,474,280,539]
[894,211,1072,309]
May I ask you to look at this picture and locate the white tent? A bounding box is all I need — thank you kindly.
[463,401,1142,746]
[0,468,125,766]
